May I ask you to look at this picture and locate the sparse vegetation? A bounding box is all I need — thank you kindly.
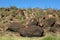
[0,7,60,40]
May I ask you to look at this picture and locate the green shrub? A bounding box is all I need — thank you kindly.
[42,36,56,40]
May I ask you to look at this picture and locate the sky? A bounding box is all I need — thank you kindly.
[0,0,60,9]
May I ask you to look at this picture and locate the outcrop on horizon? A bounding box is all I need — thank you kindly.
[0,7,60,37]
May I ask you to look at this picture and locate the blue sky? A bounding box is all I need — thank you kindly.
[0,0,60,9]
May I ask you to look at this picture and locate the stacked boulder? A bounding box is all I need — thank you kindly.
[0,9,60,37]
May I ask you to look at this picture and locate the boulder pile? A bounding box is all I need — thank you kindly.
[0,8,60,37]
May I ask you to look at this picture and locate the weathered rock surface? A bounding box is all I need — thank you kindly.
[7,22,44,37]
[0,8,60,37]
[20,25,44,37]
